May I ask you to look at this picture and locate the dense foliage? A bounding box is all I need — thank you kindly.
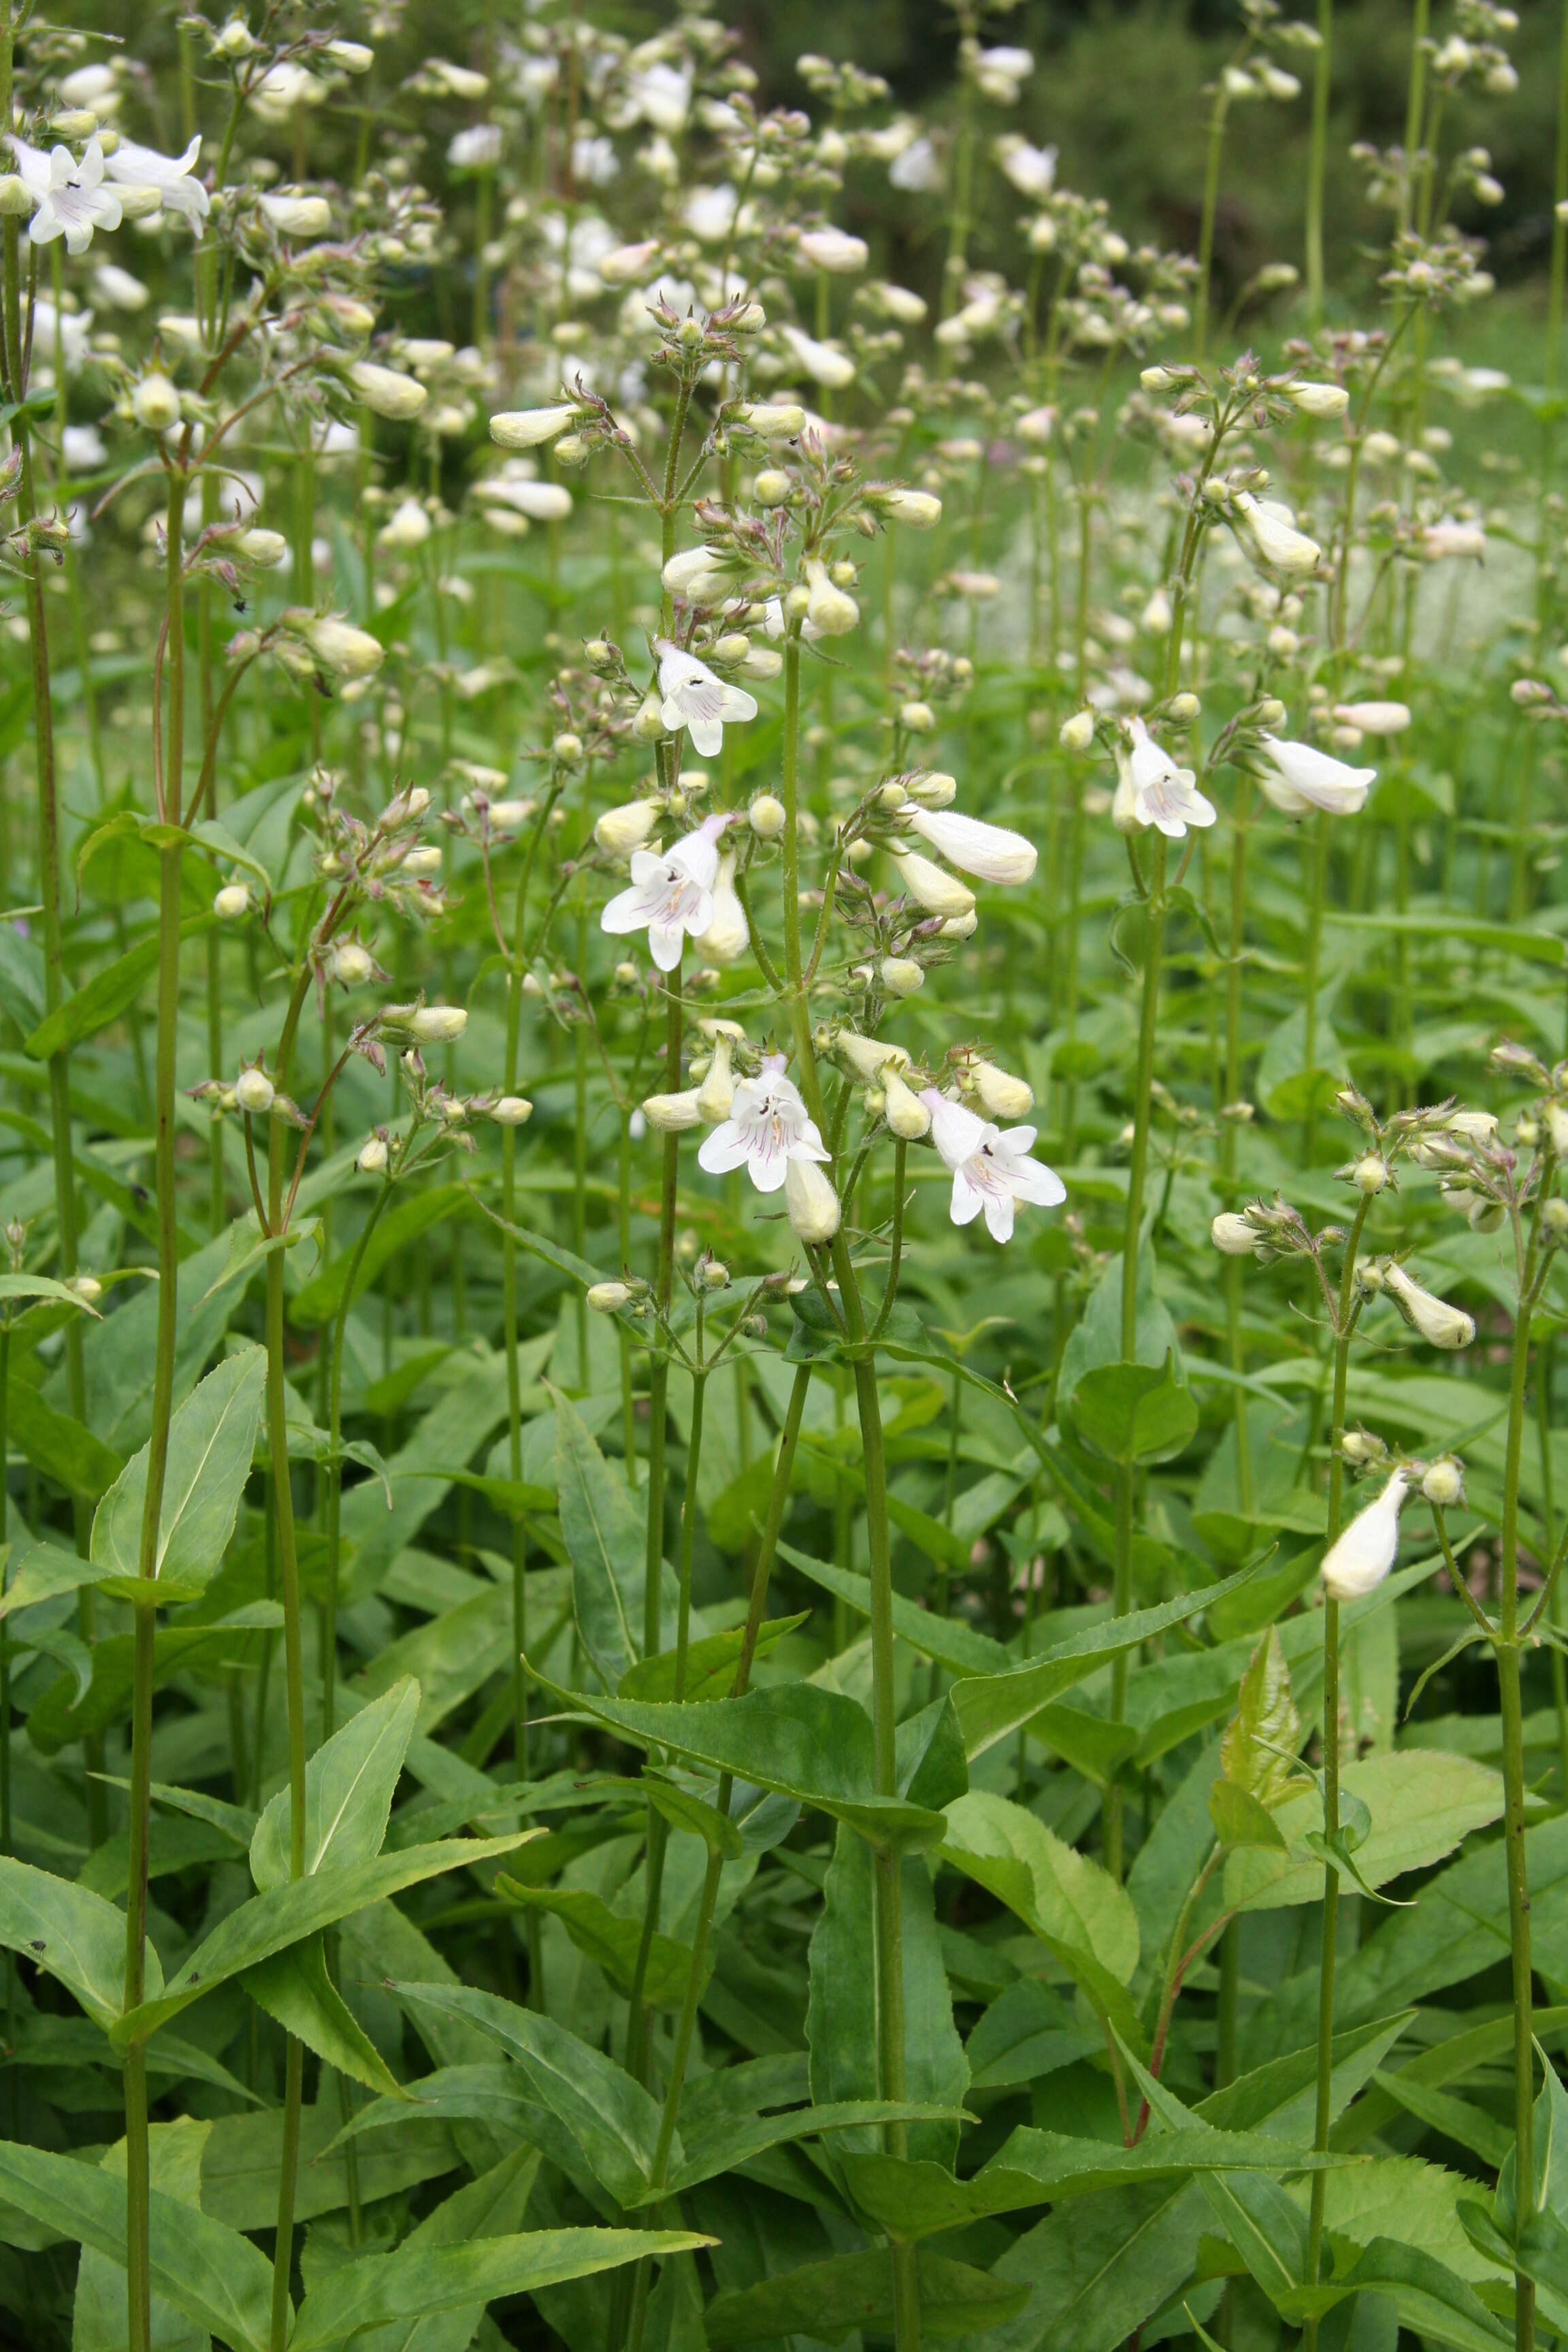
[3,9,1568,2352]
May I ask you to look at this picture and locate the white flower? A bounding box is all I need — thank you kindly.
[412,1006,468,1043]
[970,1061,1033,1120]
[348,361,428,421]
[662,545,739,602]
[599,238,660,284]
[103,135,208,234]
[91,263,145,311]
[1320,1470,1408,1601]
[595,801,660,857]
[780,324,855,390]
[1119,717,1217,838]
[491,1096,533,1125]
[655,641,759,757]
[894,850,975,919]
[213,883,250,919]
[879,488,942,528]
[906,806,1036,885]
[695,1031,740,1123]
[259,191,331,237]
[475,476,572,523]
[925,1092,1066,1245]
[1382,1263,1476,1350]
[698,1060,830,1195]
[490,402,577,448]
[1212,1212,1262,1256]
[882,1069,932,1139]
[449,124,503,169]
[785,1156,842,1243]
[696,851,749,964]
[1257,734,1375,817]
[357,1136,389,1174]
[587,1281,632,1311]
[235,1066,274,1115]
[630,61,692,131]
[572,133,619,186]
[642,1088,704,1132]
[378,497,431,552]
[289,612,383,679]
[602,818,723,972]
[804,559,859,637]
[798,226,868,273]
[1422,519,1486,561]
[839,1034,910,1083]
[1235,493,1322,574]
[995,135,1056,196]
[889,135,942,193]
[13,136,122,253]
[685,183,737,241]
[1332,700,1410,736]
[1284,380,1349,419]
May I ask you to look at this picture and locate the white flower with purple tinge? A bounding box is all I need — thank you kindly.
[1120,717,1217,838]
[12,136,122,252]
[656,641,759,757]
[601,816,723,972]
[103,134,209,233]
[924,1091,1066,1244]
[699,1058,830,1195]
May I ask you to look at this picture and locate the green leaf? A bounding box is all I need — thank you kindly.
[1209,1782,1289,1852]
[250,1675,419,1891]
[529,1671,952,1852]
[289,1184,470,1326]
[7,1380,123,1499]
[702,2249,1028,2349]
[498,1881,698,2008]
[24,913,215,1060]
[0,2136,275,2352]
[0,1272,101,1316]
[91,1348,265,1594]
[109,1835,530,2048]
[554,1384,644,1690]
[0,1853,162,2028]
[618,1614,808,1704]
[1224,1753,1505,1913]
[947,1565,1256,1760]
[779,1539,1009,1676]
[1068,1355,1198,1465]
[1283,2240,1512,2352]
[0,1537,104,1622]
[649,2100,972,2202]
[289,2227,708,2352]
[242,1932,405,2100]
[390,1980,667,2206]
[1219,1626,1301,1808]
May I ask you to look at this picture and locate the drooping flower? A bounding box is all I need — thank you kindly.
[103,134,209,234]
[698,1059,831,1195]
[882,1069,932,1138]
[779,324,855,390]
[798,226,868,273]
[893,850,975,920]
[1118,718,1217,838]
[1257,734,1375,817]
[1320,1470,1408,1601]
[924,1091,1066,1244]
[696,852,749,964]
[1234,492,1322,574]
[12,136,122,252]
[785,1156,842,1243]
[906,805,1036,884]
[1332,700,1410,736]
[994,135,1056,197]
[601,817,723,972]
[655,641,759,757]
[1382,1262,1476,1350]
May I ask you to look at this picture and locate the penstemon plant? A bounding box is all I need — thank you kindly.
[1,10,1568,2352]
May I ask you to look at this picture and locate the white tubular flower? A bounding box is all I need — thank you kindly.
[474,477,572,523]
[601,817,723,972]
[642,1088,704,1132]
[347,360,429,420]
[1332,700,1411,736]
[780,323,855,389]
[103,134,208,233]
[490,402,578,448]
[594,800,660,857]
[1284,381,1350,419]
[924,1091,1066,1245]
[1448,1110,1498,1143]
[804,559,860,637]
[1122,717,1217,837]
[971,1061,1033,1120]
[587,1281,632,1312]
[881,956,924,995]
[357,1135,389,1174]
[1257,733,1375,817]
[235,1066,275,1115]
[1548,1102,1568,1156]
[655,641,759,757]
[698,1060,830,1195]
[879,487,943,528]
[906,805,1036,885]
[412,1006,467,1043]
[696,851,749,964]
[894,851,976,919]
[12,135,122,252]
[289,612,384,679]
[662,544,738,602]
[882,1068,931,1139]
[735,400,805,438]
[1235,492,1322,574]
[448,123,503,169]
[1212,1212,1262,1256]
[798,226,868,272]
[696,1032,738,1123]
[378,496,431,551]
[1382,1262,1476,1350]
[491,1096,533,1125]
[599,238,661,284]
[259,191,331,237]
[785,1156,842,1243]
[839,1034,910,1084]
[996,135,1057,196]
[1320,1469,1408,1601]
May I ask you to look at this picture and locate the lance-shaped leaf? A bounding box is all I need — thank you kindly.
[948,1565,1258,1760]
[289,2227,710,2352]
[1281,2239,1512,2352]
[528,1671,949,1853]
[497,1882,698,2008]
[91,1348,265,1593]
[702,2249,1028,2349]
[642,2101,973,2203]
[0,2138,275,2352]
[242,1933,405,2099]
[250,1675,419,1891]
[0,1855,162,2028]
[554,1385,644,1690]
[109,1835,531,2048]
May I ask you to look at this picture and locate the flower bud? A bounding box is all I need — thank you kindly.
[1060,709,1095,751]
[65,1274,102,1305]
[785,1156,841,1243]
[213,883,250,919]
[491,1096,533,1125]
[0,176,31,217]
[804,559,859,638]
[880,956,924,995]
[348,361,429,421]
[883,1068,932,1138]
[490,402,578,448]
[749,794,786,840]
[754,468,791,503]
[287,611,385,679]
[412,1006,467,1042]
[642,1088,704,1131]
[1353,1154,1390,1194]
[1285,381,1350,419]
[1545,1198,1568,1239]
[588,1281,632,1311]
[357,1135,389,1174]
[235,1066,275,1115]
[632,691,666,741]
[331,941,374,985]
[133,372,181,432]
[970,1060,1033,1120]
[1211,1212,1261,1256]
[595,800,659,855]
[1421,1458,1465,1507]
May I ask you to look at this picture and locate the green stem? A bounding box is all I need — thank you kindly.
[1305,0,1334,324]
[1549,0,1568,391]
[1194,86,1231,362]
